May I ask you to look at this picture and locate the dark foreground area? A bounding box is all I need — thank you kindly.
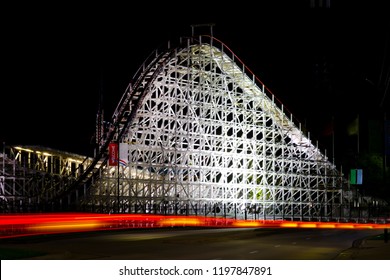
[1,227,389,260]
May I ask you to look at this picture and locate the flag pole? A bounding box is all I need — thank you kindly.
[384,112,387,190]
[357,114,360,155]
[331,116,335,162]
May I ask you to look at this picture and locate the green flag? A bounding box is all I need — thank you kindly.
[347,115,359,136]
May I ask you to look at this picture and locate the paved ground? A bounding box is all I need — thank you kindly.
[335,232,390,259]
[1,228,389,260]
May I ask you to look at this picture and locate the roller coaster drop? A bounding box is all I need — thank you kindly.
[1,33,362,221]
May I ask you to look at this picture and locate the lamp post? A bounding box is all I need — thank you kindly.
[117,140,120,214]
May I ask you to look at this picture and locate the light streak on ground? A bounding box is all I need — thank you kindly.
[0,213,389,239]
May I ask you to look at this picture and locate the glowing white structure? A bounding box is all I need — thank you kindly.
[0,145,94,211]
[87,35,347,220]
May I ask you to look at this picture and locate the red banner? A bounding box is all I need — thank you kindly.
[108,143,118,166]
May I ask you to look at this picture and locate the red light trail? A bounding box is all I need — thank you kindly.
[0,213,389,239]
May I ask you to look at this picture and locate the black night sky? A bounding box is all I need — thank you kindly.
[1,1,389,172]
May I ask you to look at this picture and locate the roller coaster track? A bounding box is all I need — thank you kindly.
[63,35,348,219]
[3,34,386,221]
[72,35,335,195]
